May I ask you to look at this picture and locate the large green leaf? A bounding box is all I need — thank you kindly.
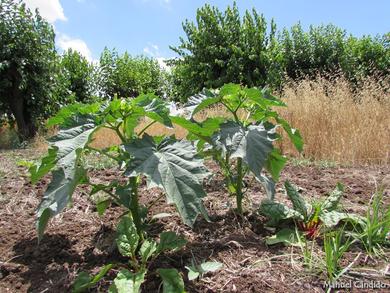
[265,148,288,181]
[157,268,185,293]
[124,135,209,227]
[34,116,97,241]
[185,89,220,118]
[109,269,146,293]
[47,103,101,127]
[284,181,310,219]
[37,166,87,241]
[170,116,222,139]
[275,116,303,152]
[319,211,355,228]
[244,87,286,108]
[321,183,344,212]
[259,199,303,226]
[212,121,274,180]
[132,94,173,128]
[116,216,139,257]
[30,116,96,183]
[255,174,276,200]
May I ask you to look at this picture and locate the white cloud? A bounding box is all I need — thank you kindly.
[143,43,170,71]
[58,34,93,62]
[24,0,67,23]
[143,44,160,57]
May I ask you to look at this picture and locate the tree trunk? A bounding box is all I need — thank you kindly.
[9,97,36,140]
[7,64,37,140]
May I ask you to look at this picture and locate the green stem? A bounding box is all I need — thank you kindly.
[138,120,157,136]
[90,184,121,203]
[86,146,118,161]
[115,125,126,143]
[147,193,165,210]
[129,176,144,240]
[236,158,244,214]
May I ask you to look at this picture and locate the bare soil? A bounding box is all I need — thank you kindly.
[0,149,389,293]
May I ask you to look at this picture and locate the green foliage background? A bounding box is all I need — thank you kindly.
[169,2,389,101]
[1,0,389,138]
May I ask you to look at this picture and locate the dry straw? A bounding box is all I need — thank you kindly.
[2,75,387,166]
[277,75,390,165]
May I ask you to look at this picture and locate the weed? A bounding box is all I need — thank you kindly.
[349,189,390,256]
[323,227,354,281]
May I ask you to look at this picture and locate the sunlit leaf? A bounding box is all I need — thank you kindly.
[124,135,209,227]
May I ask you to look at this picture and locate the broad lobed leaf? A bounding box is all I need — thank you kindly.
[124,135,209,227]
[212,121,275,180]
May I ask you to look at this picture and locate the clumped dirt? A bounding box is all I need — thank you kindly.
[0,150,389,293]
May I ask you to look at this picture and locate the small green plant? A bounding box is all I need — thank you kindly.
[29,95,210,241]
[260,181,354,238]
[185,259,223,281]
[348,189,390,256]
[323,227,354,282]
[73,216,186,293]
[172,84,303,214]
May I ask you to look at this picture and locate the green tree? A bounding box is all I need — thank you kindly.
[0,0,57,139]
[169,2,280,102]
[54,49,95,104]
[279,23,347,79]
[98,48,166,98]
[343,34,390,83]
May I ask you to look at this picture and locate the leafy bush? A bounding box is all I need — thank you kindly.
[172,83,302,214]
[98,48,167,99]
[170,1,389,102]
[54,49,97,105]
[30,94,209,240]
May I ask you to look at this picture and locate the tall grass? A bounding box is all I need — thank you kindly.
[2,75,389,166]
[277,75,390,165]
[93,75,389,165]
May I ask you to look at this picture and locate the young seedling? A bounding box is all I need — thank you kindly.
[172,83,303,214]
[185,258,223,281]
[348,189,390,256]
[73,215,187,293]
[323,227,354,282]
[260,181,356,238]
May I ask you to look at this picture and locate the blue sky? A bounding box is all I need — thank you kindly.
[24,0,390,62]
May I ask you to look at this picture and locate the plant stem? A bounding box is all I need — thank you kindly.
[86,146,119,161]
[129,176,144,240]
[236,158,244,214]
[138,120,157,136]
[115,125,126,143]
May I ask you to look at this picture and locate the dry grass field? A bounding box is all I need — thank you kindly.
[1,76,389,166]
[89,76,390,166]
